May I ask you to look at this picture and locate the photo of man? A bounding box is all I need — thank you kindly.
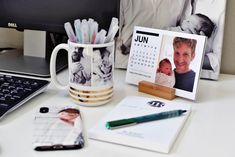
[172,37,197,92]
[155,32,205,100]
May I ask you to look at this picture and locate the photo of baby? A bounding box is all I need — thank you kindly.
[155,58,175,88]
[92,47,113,86]
[70,47,91,86]
[169,14,214,37]
[58,108,81,126]
[34,107,85,149]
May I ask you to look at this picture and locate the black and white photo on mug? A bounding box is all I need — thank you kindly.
[70,47,92,86]
[92,46,113,86]
[115,0,226,80]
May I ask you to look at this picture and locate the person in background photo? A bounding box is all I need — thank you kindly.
[168,13,216,70]
[168,13,214,37]
[173,37,197,92]
[155,58,175,88]
[115,0,194,68]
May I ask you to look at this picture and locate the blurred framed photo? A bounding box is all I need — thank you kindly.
[115,0,227,80]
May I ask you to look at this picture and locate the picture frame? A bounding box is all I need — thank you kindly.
[115,0,227,80]
[125,26,206,100]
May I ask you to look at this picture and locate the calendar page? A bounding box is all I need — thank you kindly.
[126,26,206,100]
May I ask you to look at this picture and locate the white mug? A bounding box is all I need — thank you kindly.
[50,40,114,106]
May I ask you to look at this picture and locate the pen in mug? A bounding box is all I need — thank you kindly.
[74,19,82,43]
[88,18,94,42]
[94,29,107,44]
[81,19,89,44]
[90,22,98,44]
[94,31,100,44]
[88,18,94,25]
[106,109,187,130]
[64,22,77,43]
[99,29,107,44]
[107,17,118,37]
[105,25,119,43]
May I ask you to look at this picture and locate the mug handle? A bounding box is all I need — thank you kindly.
[50,43,69,90]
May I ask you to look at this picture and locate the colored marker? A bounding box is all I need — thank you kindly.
[106,109,187,130]
[64,22,77,43]
[74,19,82,43]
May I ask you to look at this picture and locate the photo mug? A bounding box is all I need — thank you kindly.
[50,40,114,106]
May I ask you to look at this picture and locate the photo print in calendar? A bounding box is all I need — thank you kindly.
[126,26,206,100]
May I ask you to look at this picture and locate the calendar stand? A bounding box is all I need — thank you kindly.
[138,81,176,100]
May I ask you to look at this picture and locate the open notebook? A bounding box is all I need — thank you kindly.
[88,96,191,153]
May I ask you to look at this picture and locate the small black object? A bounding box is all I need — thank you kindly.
[147,101,165,107]
[39,107,49,113]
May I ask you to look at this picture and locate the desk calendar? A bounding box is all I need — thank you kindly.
[126,26,206,100]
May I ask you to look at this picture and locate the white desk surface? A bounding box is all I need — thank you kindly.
[1,69,235,157]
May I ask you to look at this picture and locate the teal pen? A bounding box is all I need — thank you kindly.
[106,109,187,130]
[74,19,82,43]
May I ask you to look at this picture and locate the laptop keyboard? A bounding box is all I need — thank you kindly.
[0,74,50,120]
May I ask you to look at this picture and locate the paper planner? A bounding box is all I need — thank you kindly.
[88,96,191,153]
